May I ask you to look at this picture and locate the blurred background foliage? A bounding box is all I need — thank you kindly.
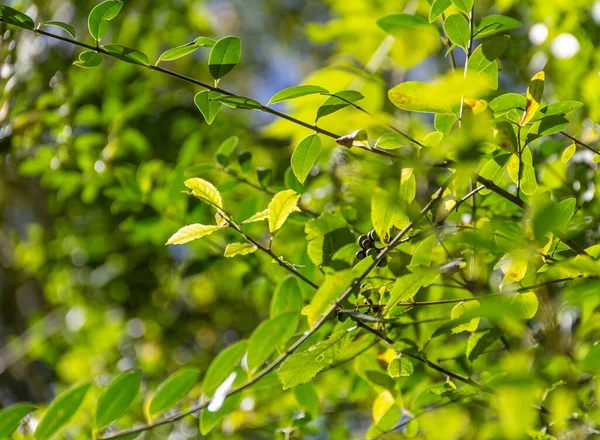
[1,0,600,438]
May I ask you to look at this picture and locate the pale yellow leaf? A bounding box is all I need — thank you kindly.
[268,190,301,233]
[184,177,223,208]
[167,224,221,245]
[224,242,257,257]
[242,209,269,224]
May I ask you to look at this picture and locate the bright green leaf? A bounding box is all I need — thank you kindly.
[73,51,103,68]
[268,85,329,104]
[166,224,222,245]
[208,36,242,80]
[156,37,215,64]
[202,341,247,398]
[88,0,123,41]
[38,21,76,38]
[291,134,321,184]
[149,368,200,418]
[444,14,470,51]
[429,0,452,22]
[194,91,223,125]
[223,242,257,257]
[0,5,35,30]
[0,404,36,438]
[387,356,413,378]
[95,370,141,429]
[270,277,303,318]
[268,190,301,233]
[475,15,521,39]
[102,44,150,66]
[247,311,299,373]
[451,0,474,14]
[35,383,91,440]
[316,90,364,120]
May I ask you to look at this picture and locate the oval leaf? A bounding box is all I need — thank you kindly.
[95,370,141,430]
[88,0,123,41]
[0,5,35,30]
[291,134,321,184]
[211,95,262,110]
[0,404,36,438]
[184,177,223,208]
[156,37,215,64]
[268,190,301,233]
[444,14,470,50]
[247,311,299,373]
[316,90,364,120]
[38,21,76,38]
[224,242,257,257]
[269,85,329,104]
[102,44,150,66]
[166,224,222,245]
[520,71,545,126]
[149,368,200,418]
[202,340,247,398]
[35,383,91,440]
[194,91,222,125]
[270,277,303,318]
[73,51,103,68]
[208,36,242,80]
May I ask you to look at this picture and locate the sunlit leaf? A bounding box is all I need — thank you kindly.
[156,37,215,64]
[305,270,354,328]
[475,15,521,38]
[166,224,222,245]
[102,44,150,66]
[270,277,303,317]
[511,292,538,319]
[467,35,509,90]
[376,132,404,150]
[95,370,141,429]
[38,21,76,38]
[35,383,91,440]
[149,368,200,418]
[184,177,223,208]
[73,51,103,68]
[202,341,247,398]
[208,36,242,80]
[291,134,321,184]
[0,404,36,438]
[247,311,299,373]
[268,190,301,233]
[316,90,364,120]
[211,95,262,110]
[268,85,329,104]
[444,14,470,51]
[0,5,35,30]
[520,71,545,127]
[88,0,123,41]
[224,242,257,257]
[387,356,413,378]
[429,0,452,22]
[194,91,222,125]
[561,142,576,163]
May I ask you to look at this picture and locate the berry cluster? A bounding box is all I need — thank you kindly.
[355,230,388,267]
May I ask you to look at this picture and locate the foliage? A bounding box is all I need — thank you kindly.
[1,0,600,439]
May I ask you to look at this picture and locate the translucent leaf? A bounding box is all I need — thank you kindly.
[88,0,123,41]
[444,14,470,51]
[38,21,76,38]
[305,270,354,328]
[384,268,439,315]
[409,235,436,268]
[434,114,457,136]
[489,93,526,114]
[531,101,582,122]
[278,327,355,389]
[214,136,238,167]
[371,188,406,241]
[223,242,257,257]
[561,142,576,163]
[375,132,404,150]
[429,0,452,22]
[268,85,329,104]
[291,134,321,184]
[0,5,35,30]
[156,37,215,64]
[166,224,221,245]
[467,36,509,90]
[373,390,395,424]
[267,190,301,233]
[451,0,474,14]
[399,168,416,207]
[450,300,480,333]
[241,209,269,224]
[73,51,103,68]
[511,291,538,319]
[202,340,247,398]
[194,91,222,125]
[184,177,223,208]
[247,311,299,373]
[532,198,576,240]
[95,370,141,429]
[521,163,538,196]
[0,404,36,438]
[149,368,200,418]
[520,71,545,127]
[475,15,521,39]
[35,383,91,440]
[102,44,150,66]
[211,95,262,110]
[316,90,364,120]
[387,356,413,378]
[208,36,242,80]
[294,383,319,416]
[270,277,303,317]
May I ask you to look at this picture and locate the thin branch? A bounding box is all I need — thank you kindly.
[560,131,600,155]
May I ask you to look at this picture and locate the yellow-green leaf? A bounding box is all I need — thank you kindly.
[224,242,257,257]
[166,224,221,245]
[373,390,395,424]
[387,356,413,378]
[511,291,538,319]
[242,209,269,224]
[520,71,545,127]
[35,383,91,440]
[291,134,321,184]
[305,270,354,328]
[184,177,223,208]
[450,300,480,333]
[561,142,576,163]
[95,370,141,429]
[0,404,36,438]
[149,368,200,418]
[268,190,301,233]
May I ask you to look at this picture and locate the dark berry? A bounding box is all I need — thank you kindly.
[337,311,348,322]
[357,234,369,247]
[356,250,367,261]
[368,230,379,242]
[366,248,378,258]
[362,239,374,249]
[377,257,388,268]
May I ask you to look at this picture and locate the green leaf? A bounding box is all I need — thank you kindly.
[294,383,319,416]
[521,163,538,196]
[467,328,502,362]
[376,132,404,150]
[199,370,244,435]
[562,142,576,163]
[316,91,364,120]
[224,242,257,257]
[450,300,480,333]
[257,168,274,187]
[268,190,301,233]
[270,276,303,318]
[102,44,150,66]
[268,85,329,104]
[399,169,416,208]
[35,383,91,440]
[520,71,545,126]
[194,91,222,125]
[0,404,36,438]
[0,5,35,30]
[278,327,355,389]
[211,95,262,110]
[156,37,215,64]
[451,0,474,14]
[429,0,452,22]
[527,115,569,144]
[291,134,321,184]
[95,370,141,430]
[73,51,103,68]
[444,14,470,51]
[167,224,222,245]
[88,0,123,41]
[467,35,509,90]
[373,390,395,424]
[371,188,406,241]
[214,136,239,167]
[184,177,223,208]
[208,36,242,80]
[475,15,521,39]
[511,291,538,319]
[149,368,200,418]
[305,212,354,267]
[531,101,583,122]
[384,268,439,315]
[305,270,354,328]
[387,356,413,377]
[409,235,436,268]
[434,114,457,136]
[489,93,526,114]
[38,21,76,38]
[241,209,269,224]
[202,341,247,398]
[533,198,576,240]
[247,311,299,373]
